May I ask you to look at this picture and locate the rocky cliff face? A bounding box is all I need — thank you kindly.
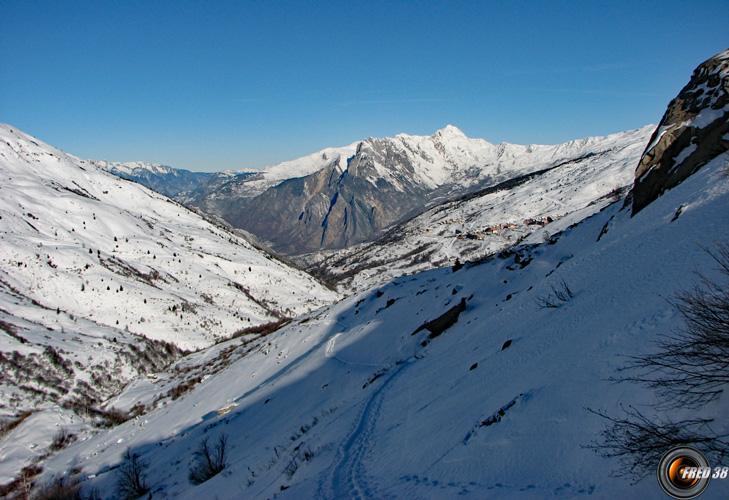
[218,151,433,255]
[632,48,729,214]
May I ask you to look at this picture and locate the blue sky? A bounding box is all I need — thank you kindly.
[1,1,727,171]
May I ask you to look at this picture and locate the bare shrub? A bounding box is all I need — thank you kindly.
[585,406,729,480]
[98,407,130,428]
[618,244,729,408]
[116,448,150,499]
[166,375,202,400]
[50,428,76,451]
[32,473,84,500]
[0,464,42,499]
[189,434,228,485]
[231,319,289,340]
[589,244,729,477]
[536,279,574,309]
[0,410,32,438]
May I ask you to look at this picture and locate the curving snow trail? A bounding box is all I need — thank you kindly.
[325,358,415,499]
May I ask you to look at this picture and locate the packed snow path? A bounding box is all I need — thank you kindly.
[325,358,416,499]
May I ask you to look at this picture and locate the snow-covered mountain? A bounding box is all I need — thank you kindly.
[0,125,339,481]
[97,161,252,200]
[188,125,657,255]
[102,125,656,258]
[13,49,729,499]
[31,137,729,500]
[304,126,653,293]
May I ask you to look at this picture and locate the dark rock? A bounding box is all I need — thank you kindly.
[632,49,729,214]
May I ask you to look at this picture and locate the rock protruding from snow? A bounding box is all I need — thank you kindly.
[632,48,729,214]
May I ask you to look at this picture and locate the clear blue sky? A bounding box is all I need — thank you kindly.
[1,1,727,171]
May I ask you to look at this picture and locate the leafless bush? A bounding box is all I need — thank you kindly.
[32,473,84,500]
[589,244,729,477]
[166,375,202,400]
[49,428,76,451]
[0,411,32,438]
[536,279,574,309]
[585,406,729,481]
[116,448,150,499]
[0,464,42,499]
[189,434,228,485]
[283,447,314,479]
[231,319,289,340]
[94,407,130,428]
[619,243,729,408]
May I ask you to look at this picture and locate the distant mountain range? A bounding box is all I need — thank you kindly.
[304,126,653,293]
[97,161,253,199]
[100,124,656,257]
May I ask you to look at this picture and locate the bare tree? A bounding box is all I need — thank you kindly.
[116,448,150,499]
[189,434,228,485]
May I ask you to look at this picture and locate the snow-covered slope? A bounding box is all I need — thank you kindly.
[33,146,729,499]
[0,125,337,350]
[0,124,339,485]
[249,143,360,191]
[305,126,652,293]
[7,50,729,499]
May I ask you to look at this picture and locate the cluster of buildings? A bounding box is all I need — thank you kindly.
[453,215,555,240]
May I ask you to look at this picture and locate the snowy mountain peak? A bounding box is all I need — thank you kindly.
[433,123,468,139]
[192,125,654,255]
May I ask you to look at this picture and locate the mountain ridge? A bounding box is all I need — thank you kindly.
[193,125,656,255]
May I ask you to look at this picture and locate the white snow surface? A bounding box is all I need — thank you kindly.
[0,124,338,351]
[36,149,729,498]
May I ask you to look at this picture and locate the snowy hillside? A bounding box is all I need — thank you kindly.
[305,126,653,293]
[33,147,729,499]
[23,49,729,497]
[0,124,340,483]
[0,125,337,350]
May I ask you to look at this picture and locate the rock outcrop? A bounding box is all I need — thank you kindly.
[632,48,729,214]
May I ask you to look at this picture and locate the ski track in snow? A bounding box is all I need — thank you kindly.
[324,358,416,499]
